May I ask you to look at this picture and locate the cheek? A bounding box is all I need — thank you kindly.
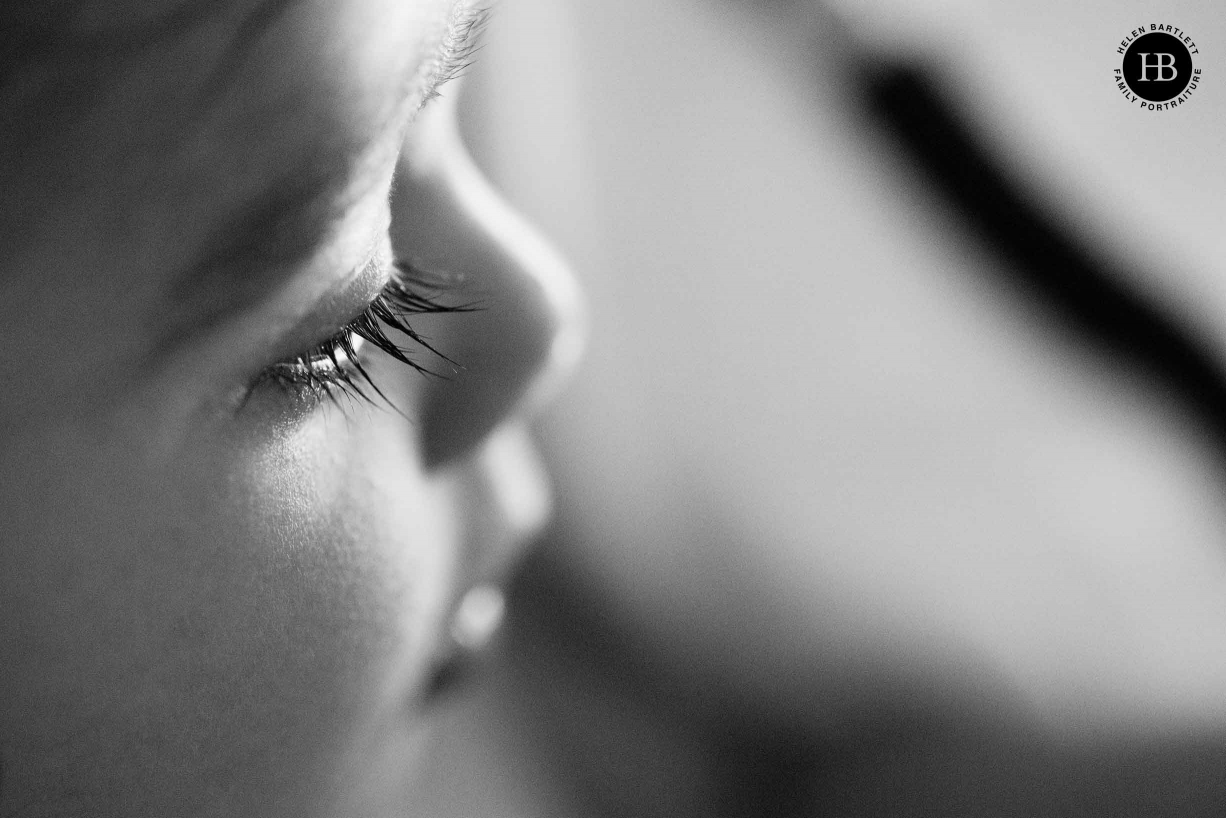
[228,403,462,703]
[0,403,462,815]
[180,406,465,798]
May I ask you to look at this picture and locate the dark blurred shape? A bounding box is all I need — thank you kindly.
[864,61,1226,457]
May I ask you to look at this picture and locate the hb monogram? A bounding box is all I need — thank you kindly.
[1137,53,1178,81]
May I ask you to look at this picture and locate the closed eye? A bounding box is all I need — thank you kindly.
[249,3,493,412]
[253,259,476,410]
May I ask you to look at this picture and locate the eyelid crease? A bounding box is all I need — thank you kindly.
[163,156,397,365]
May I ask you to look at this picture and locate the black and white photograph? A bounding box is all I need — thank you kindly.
[1,0,1224,815]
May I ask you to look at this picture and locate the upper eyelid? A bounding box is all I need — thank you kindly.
[262,259,478,406]
[239,248,391,371]
[165,4,485,349]
[247,4,492,404]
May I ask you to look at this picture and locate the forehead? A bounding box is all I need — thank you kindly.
[5,0,455,124]
[2,0,456,253]
[6,0,454,182]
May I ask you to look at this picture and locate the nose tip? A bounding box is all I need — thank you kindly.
[390,104,585,469]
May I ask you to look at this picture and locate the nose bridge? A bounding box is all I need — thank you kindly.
[390,105,585,468]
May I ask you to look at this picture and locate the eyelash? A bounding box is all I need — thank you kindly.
[256,5,493,410]
[256,260,471,408]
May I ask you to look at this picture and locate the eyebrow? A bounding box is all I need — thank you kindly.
[163,1,488,343]
[417,2,491,109]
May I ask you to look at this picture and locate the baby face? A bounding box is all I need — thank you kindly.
[0,0,581,813]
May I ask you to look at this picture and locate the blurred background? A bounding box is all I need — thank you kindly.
[413,1,1226,814]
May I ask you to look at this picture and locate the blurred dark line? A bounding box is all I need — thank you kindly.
[864,63,1226,453]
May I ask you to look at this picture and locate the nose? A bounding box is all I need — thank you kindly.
[389,96,585,468]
